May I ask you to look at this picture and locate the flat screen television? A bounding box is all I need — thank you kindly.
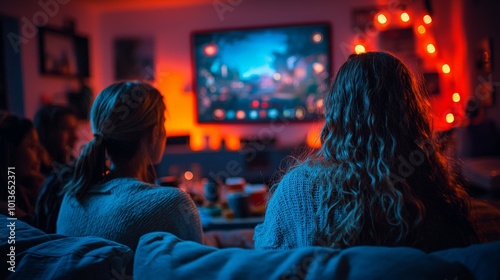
[192,23,332,123]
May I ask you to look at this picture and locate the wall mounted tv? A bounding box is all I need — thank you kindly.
[192,23,332,123]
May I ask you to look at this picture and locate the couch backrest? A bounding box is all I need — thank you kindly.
[135,231,500,280]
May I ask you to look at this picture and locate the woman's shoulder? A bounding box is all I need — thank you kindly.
[102,178,189,199]
[280,162,320,183]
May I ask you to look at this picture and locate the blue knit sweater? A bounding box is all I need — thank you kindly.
[254,165,326,249]
[57,178,203,251]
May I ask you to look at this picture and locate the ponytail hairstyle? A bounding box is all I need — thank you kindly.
[63,81,166,200]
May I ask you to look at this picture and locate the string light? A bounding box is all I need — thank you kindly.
[354,44,366,54]
[452,92,461,102]
[423,14,432,24]
[445,113,454,124]
[442,64,451,74]
[375,11,390,26]
[417,25,426,34]
[400,12,410,22]
[426,43,436,54]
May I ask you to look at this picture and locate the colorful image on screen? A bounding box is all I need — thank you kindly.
[192,23,331,123]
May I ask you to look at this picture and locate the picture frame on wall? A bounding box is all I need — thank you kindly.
[113,37,155,81]
[475,37,494,106]
[38,26,90,78]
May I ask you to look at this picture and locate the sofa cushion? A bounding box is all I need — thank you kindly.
[431,241,500,280]
[135,232,471,280]
[1,215,133,279]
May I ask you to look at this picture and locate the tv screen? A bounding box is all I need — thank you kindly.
[192,23,331,123]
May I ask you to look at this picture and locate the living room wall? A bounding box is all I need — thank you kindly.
[1,0,100,120]
[2,0,498,148]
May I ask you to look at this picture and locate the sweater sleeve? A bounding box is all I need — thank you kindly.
[253,166,317,249]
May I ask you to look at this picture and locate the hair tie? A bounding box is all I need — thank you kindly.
[93,132,105,144]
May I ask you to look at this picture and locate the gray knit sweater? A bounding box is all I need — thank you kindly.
[57,178,203,251]
[254,165,327,249]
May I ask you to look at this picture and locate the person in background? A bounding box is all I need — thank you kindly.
[56,81,203,250]
[32,105,78,233]
[0,111,45,223]
[34,104,78,173]
[254,52,480,252]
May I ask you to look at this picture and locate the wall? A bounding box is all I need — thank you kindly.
[96,0,431,148]
[461,0,500,128]
[4,0,497,148]
[0,0,100,120]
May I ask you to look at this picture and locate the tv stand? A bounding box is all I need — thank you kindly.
[156,144,298,185]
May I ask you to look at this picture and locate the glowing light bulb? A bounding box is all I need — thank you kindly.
[423,14,432,24]
[354,44,366,54]
[446,113,454,124]
[417,25,426,34]
[442,64,451,74]
[400,12,410,22]
[426,43,436,54]
[452,92,461,102]
[377,13,388,24]
[184,171,194,181]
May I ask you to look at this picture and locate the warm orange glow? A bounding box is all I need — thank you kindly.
[376,12,389,25]
[442,64,451,74]
[417,25,426,34]
[225,135,241,151]
[354,44,366,54]
[423,14,432,24]
[426,43,436,54]
[306,126,322,149]
[400,12,410,22]
[208,133,221,150]
[452,92,461,102]
[189,131,205,151]
[445,113,454,124]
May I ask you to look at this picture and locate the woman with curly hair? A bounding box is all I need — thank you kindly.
[254,52,479,252]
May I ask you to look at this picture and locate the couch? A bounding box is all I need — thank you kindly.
[2,213,500,280]
[455,120,500,191]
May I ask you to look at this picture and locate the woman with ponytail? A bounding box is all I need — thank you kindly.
[254,52,479,252]
[57,81,202,250]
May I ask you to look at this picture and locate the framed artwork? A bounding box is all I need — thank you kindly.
[114,38,155,81]
[475,37,494,106]
[38,27,89,78]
